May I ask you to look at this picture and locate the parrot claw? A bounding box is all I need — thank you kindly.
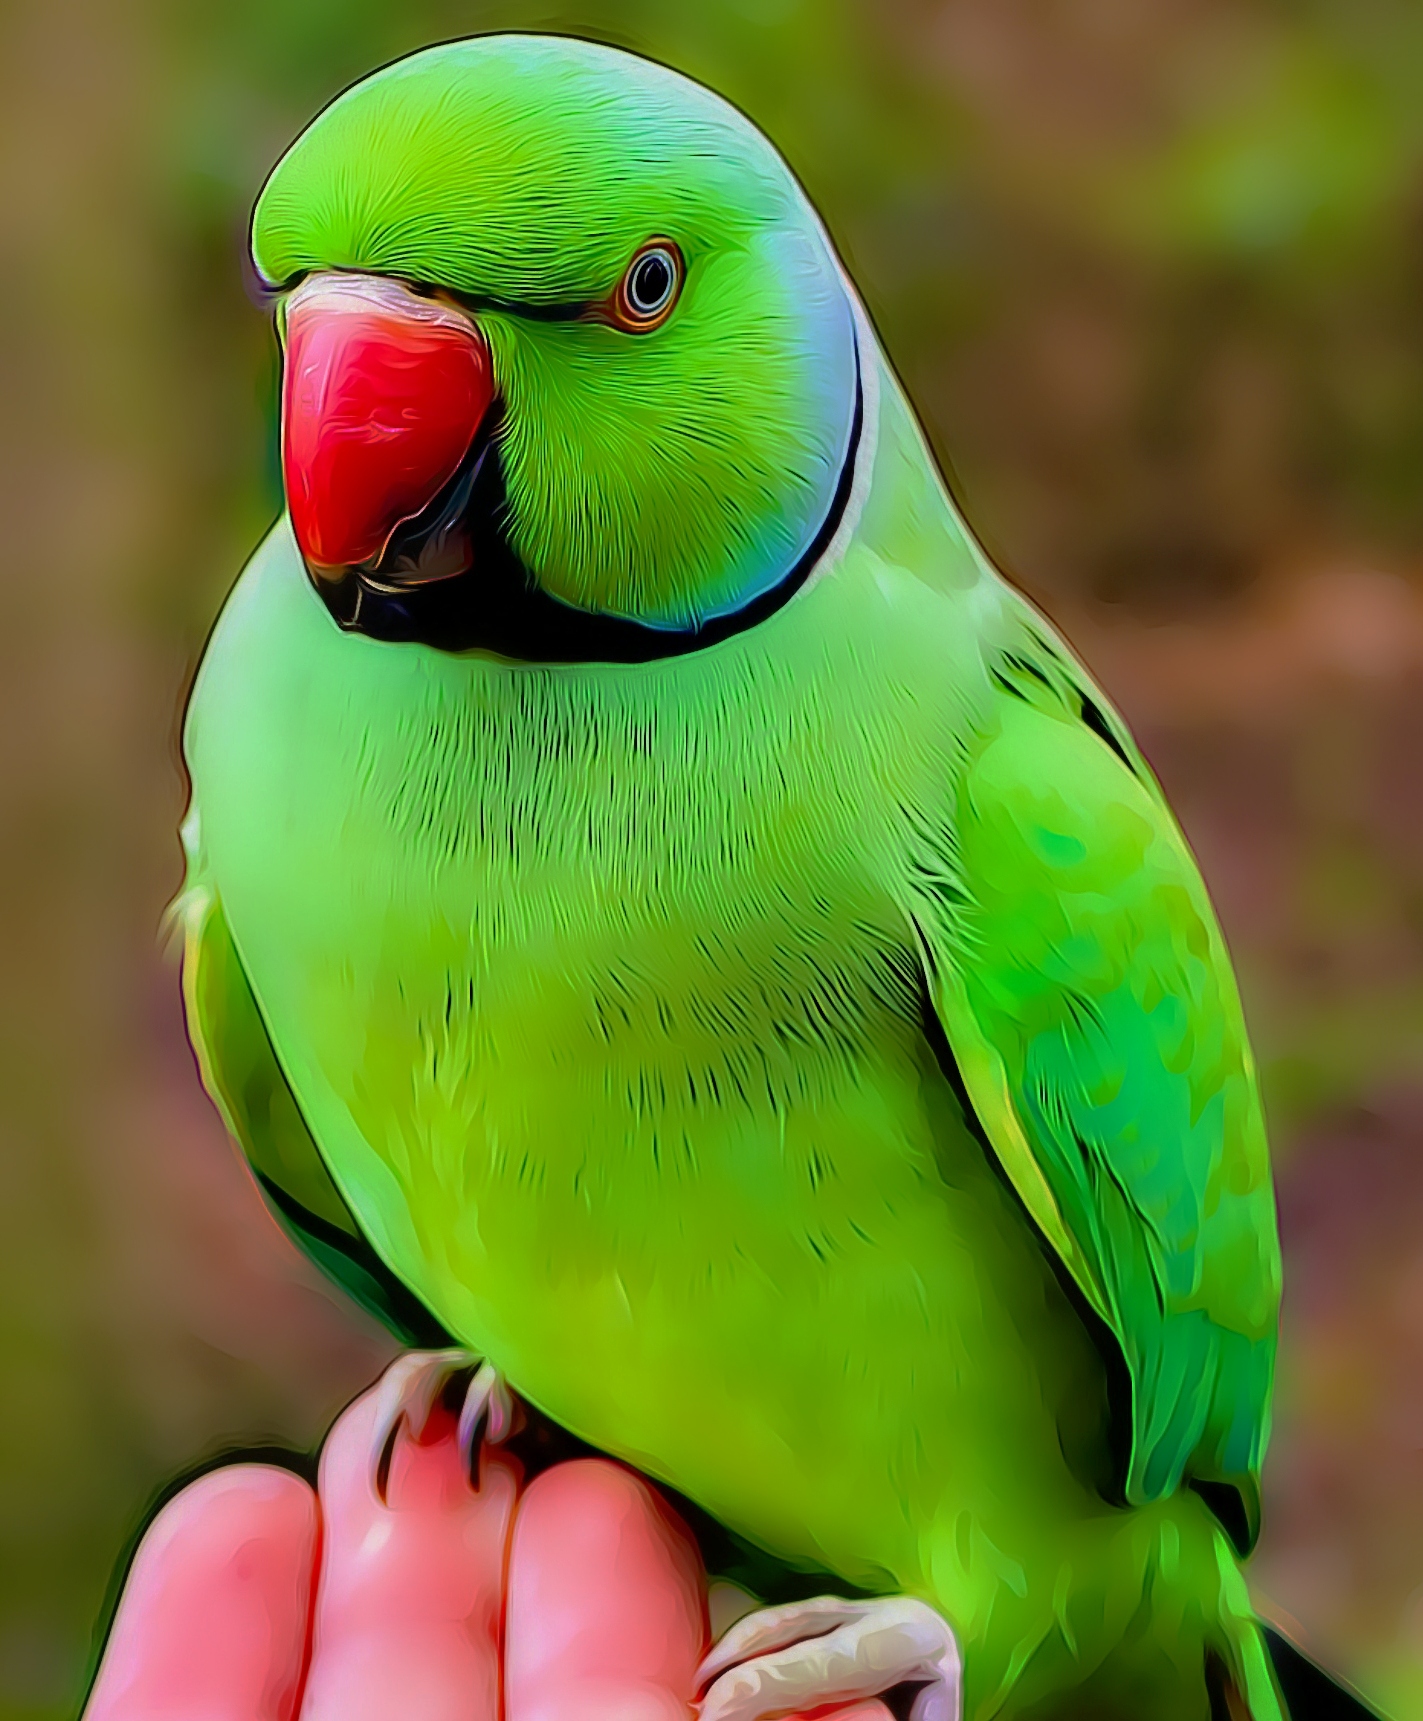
[367,1348,516,1502]
[695,1593,961,1721]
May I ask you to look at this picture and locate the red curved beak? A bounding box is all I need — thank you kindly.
[280,274,495,576]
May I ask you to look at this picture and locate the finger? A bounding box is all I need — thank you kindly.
[504,1457,707,1721]
[812,1709,895,1721]
[298,1378,520,1721]
[83,1464,318,1721]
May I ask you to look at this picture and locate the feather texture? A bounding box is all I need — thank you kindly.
[184,36,1286,1719]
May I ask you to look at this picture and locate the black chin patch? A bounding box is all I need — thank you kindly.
[310,363,863,665]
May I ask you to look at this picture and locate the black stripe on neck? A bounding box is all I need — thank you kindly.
[316,343,864,664]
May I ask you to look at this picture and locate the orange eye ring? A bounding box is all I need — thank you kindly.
[608,239,684,332]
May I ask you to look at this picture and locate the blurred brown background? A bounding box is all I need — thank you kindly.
[0,1,1420,1715]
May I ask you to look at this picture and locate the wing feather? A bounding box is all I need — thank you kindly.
[911,667,1280,1548]
[176,863,448,1348]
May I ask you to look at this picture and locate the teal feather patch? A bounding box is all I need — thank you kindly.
[915,661,1279,1548]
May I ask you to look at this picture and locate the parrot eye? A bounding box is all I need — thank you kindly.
[612,241,683,330]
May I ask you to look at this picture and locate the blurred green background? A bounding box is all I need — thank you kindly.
[1,1,1421,1715]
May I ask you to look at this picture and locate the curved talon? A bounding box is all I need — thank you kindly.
[457,1359,516,1459]
[367,1349,514,1502]
[696,1593,961,1721]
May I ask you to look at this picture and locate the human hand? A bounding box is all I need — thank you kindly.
[83,1366,892,1721]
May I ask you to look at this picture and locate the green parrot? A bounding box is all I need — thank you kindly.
[177,34,1288,1720]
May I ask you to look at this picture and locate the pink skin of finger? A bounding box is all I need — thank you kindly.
[81,1370,891,1721]
[503,1457,891,1721]
[82,1464,319,1721]
[296,1383,520,1721]
[504,1457,709,1721]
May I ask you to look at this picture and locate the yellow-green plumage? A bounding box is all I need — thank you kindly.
[179,35,1283,1719]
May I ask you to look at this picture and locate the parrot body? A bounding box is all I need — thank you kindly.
[180,36,1283,1719]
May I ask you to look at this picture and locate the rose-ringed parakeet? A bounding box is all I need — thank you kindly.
[177,35,1288,1720]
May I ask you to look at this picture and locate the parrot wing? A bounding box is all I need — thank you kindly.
[175,868,449,1349]
[910,640,1280,1550]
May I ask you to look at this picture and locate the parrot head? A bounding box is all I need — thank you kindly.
[254,34,860,658]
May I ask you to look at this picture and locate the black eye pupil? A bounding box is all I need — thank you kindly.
[630,251,673,314]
